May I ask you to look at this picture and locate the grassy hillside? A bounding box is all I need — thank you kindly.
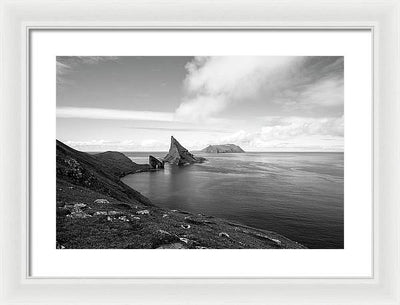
[56,140,151,205]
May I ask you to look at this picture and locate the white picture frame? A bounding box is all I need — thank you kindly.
[0,0,399,304]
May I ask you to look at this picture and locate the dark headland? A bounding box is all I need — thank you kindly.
[56,138,306,249]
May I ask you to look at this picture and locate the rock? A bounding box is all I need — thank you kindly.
[56,241,65,249]
[118,216,129,222]
[137,210,150,215]
[162,214,168,218]
[74,203,87,209]
[248,232,283,246]
[163,136,206,166]
[158,230,171,235]
[219,232,230,238]
[271,238,282,246]
[67,211,92,219]
[65,202,92,218]
[181,224,191,229]
[157,243,187,249]
[57,207,71,217]
[201,144,245,153]
[94,199,109,204]
[179,237,190,244]
[149,156,164,169]
[107,211,121,216]
[94,211,108,216]
[132,216,140,220]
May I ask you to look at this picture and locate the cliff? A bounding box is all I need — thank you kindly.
[56,140,151,205]
[163,136,206,165]
[202,144,245,153]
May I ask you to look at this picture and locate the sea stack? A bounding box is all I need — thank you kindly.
[201,144,245,153]
[163,136,206,166]
[149,155,164,169]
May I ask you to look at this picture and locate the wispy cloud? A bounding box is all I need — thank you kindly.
[57,56,119,68]
[57,107,176,122]
[57,106,230,125]
[64,139,170,152]
[124,126,231,133]
[57,56,120,86]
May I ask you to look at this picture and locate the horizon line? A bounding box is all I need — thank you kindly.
[82,149,344,153]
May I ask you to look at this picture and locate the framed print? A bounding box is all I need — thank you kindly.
[31,30,371,278]
[1,0,400,304]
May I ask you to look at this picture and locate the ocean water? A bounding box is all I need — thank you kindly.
[121,152,344,249]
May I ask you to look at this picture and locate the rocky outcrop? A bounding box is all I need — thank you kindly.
[201,144,245,153]
[163,136,206,165]
[149,155,164,169]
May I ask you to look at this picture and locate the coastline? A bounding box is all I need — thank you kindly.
[56,140,306,249]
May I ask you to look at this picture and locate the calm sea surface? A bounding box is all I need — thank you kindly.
[121,152,344,249]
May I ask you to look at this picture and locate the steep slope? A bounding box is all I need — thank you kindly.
[202,144,245,153]
[163,136,206,165]
[56,140,151,205]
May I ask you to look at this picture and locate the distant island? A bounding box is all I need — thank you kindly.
[201,144,245,154]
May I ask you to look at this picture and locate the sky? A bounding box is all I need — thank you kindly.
[56,56,344,152]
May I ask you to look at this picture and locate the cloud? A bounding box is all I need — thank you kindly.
[210,116,344,151]
[64,139,135,151]
[124,125,231,133]
[176,56,344,121]
[64,139,170,152]
[140,139,169,150]
[176,56,295,120]
[57,106,230,125]
[259,116,344,139]
[278,77,344,112]
[57,56,119,68]
[175,95,229,121]
[184,56,294,97]
[57,107,176,122]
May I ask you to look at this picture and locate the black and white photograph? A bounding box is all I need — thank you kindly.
[56,56,344,249]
